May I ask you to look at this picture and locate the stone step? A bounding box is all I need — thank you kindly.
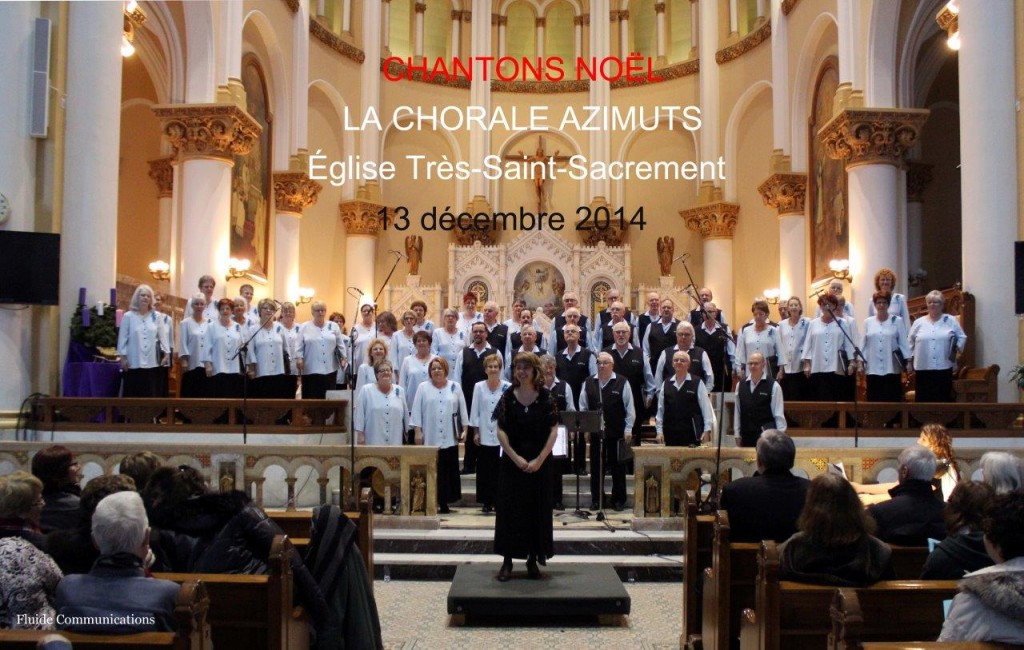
[373,553,685,582]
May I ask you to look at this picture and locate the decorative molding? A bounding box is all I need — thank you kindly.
[462,10,472,23]
[281,0,299,14]
[339,199,388,236]
[781,0,800,16]
[574,14,590,26]
[611,57,698,88]
[453,227,497,246]
[147,157,175,198]
[819,108,930,168]
[414,3,427,13]
[757,172,808,216]
[536,17,546,28]
[273,171,323,215]
[715,19,771,64]
[655,3,667,13]
[152,103,262,160]
[681,202,740,240]
[310,18,366,64]
[579,223,628,247]
[935,5,957,31]
[491,78,589,93]
[905,161,935,203]
[619,10,630,20]
[492,14,507,26]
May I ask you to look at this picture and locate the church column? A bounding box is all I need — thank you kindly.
[381,0,391,54]
[727,0,739,41]
[360,0,384,203]
[758,170,808,301]
[820,108,928,322]
[339,194,388,316]
[464,0,493,243]
[147,157,176,294]
[535,17,545,59]
[834,0,864,109]
[904,161,933,297]
[450,9,460,60]
[681,192,739,317]
[316,0,325,19]
[756,0,767,21]
[574,14,585,57]
[496,14,507,58]
[216,0,244,100]
[292,0,310,153]
[413,2,426,58]
[655,3,667,66]
[273,154,323,301]
[60,1,123,362]
[957,0,1019,400]
[618,10,629,58]
[770,0,789,155]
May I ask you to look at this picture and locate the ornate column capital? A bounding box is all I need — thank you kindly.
[536,17,546,28]
[680,202,740,240]
[577,198,629,247]
[273,171,323,216]
[152,103,262,161]
[819,107,929,168]
[757,172,808,216]
[493,14,507,26]
[905,161,934,203]
[619,9,630,20]
[574,14,590,26]
[414,2,427,14]
[339,199,389,237]
[147,156,175,198]
[655,3,667,14]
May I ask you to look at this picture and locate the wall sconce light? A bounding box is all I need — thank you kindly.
[148,260,170,281]
[122,0,146,58]
[295,288,315,305]
[226,258,250,280]
[936,1,960,50]
[829,258,851,282]
[763,288,780,305]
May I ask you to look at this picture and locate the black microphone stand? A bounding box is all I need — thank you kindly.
[232,305,281,444]
[824,300,864,448]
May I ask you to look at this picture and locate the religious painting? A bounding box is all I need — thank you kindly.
[232,56,272,280]
[590,280,611,322]
[808,59,847,282]
[466,280,489,303]
[513,261,566,317]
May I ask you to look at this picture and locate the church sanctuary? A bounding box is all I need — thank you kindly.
[2,0,1024,647]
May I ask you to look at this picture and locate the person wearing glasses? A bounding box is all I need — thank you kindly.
[410,357,468,514]
[355,359,407,447]
[296,301,347,400]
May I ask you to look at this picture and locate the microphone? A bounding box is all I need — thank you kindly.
[672,252,691,263]
[347,287,364,299]
[390,249,407,260]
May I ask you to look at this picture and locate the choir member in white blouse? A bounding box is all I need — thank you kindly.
[410,357,468,514]
[503,299,527,335]
[375,311,397,355]
[350,300,377,381]
[355,359,407,446]
[815,279,855,319]
[152,292,174,397]
[201,298,245,399]
[198,274,219,323]
[245,299,292,399]
[455,292,483,336]
[776,296,810,401]
[861,291,911,402]
[469,354,511,514]
[354,338,392,400]
[296,301,347,400]
[391,310,418,375]
[410,300,435,334]
[328,311,350,389]
[400,331,436,444]
[278,302,301,398]
[734,299,781,380]
[116,283,170,397]
[867,268,910,331]
[431,307,466,370]
[232,296,255,330]
[908,290,967,403]
[801,294,857,403]
[178,293,210,398]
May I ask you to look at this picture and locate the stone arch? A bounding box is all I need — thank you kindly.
[614,113,700,204]
[723,80,772,202]
[243,10,292,169]
[381,113,465,209]
[181,1,216,101]
[790,11,838,172]
[896,0,945,108]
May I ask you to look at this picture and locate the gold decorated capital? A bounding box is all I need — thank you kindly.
[147,156,175,198]
[273,172,323,216]
[152,103,262,161]
[339,199,389,237]
[680,202,739,240]
[758,172,807,216]
[453,197,498,246]
[819,108,929,168]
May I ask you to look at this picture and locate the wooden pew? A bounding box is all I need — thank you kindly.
[699,510,760,650]
[155,536,306,650]
[830,582,960,650]
[680,490,716,645]
[0,580,209,649]
[890,545,929,580]
[860,644,1014,650]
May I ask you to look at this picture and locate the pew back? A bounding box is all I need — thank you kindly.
[701,510,759,650]
[681,489,716,644]
[830,582,960,650]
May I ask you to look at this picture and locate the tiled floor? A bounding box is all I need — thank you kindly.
[376,578,682,649]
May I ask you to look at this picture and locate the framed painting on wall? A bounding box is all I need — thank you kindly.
[808,58,848,283]
[231,55,272,281]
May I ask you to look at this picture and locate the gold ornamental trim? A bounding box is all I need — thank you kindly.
[757,172,807,216]
[339,199,388,237]
[281,0,299,14]
[936,5,957,32]
[905,161,934,203]
[273,172,323,215]
[579,223,628,247]
[819,108,929,167]
[453,228,497,246]
[152,103,262,161]
[680,202,740,240]
[310,18,366,64]
[781,0,800,16]
[715,19,771,64]
[147,156,175,198]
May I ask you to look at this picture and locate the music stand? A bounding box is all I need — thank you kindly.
[557,410,605,526]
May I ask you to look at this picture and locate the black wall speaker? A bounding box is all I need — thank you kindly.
[1016,241,1024,315]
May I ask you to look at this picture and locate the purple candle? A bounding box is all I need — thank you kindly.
[81,307,90,327]
[115,309,124,328]
[78,287,86,305]
[110,288,117,307]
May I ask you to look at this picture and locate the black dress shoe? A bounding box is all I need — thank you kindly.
[526,559,541,579]
[482,505,493,514]
[613,501,626,512]
[439,505,451,514]
[497,565,511,582]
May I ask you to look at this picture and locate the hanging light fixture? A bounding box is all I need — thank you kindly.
[123,0,147,58]
[936,1,959,51]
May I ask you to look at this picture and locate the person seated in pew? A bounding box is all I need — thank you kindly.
[46,474,137,576]
[779,473,895,587]
[979,451,1022,495]
[939,489,1024,645]
[56,492,180,634]
[853,424,961,504]
[921,481,995,579]
[868,445,947,546]
[719,430,809,543]
[118,451,163,495]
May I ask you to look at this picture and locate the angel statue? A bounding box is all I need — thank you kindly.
[405,235,423,275]
[656,236,675,277]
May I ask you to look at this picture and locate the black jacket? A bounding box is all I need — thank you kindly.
[920,530,994,580]
[779,532,896,587]
[720,469,809,543]
[868,479,946,546]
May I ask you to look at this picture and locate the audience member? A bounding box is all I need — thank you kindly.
[921,481,995,579]
[31,445,82,534]
[0,471,61,629]
[979,451,1022,494]
[853,424,961,503]
[868,445,946,546]
[119,451,163,494]
[46,474,137,575]
[0,471,47,549]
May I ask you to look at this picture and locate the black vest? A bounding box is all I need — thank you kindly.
[637,312,658,347]
[508,346,545,375]
[584,374,628,438]
[548,380,570,412]
[552,314,590,352]
[737,377,776,442]
[646,320,678,366]
[606,346,646,425]
[661,377,704,446]
[659,344,708,383]
[600,320,636,350]
[556,348,594,399]
[486,323,509,355]
[460,346,499,410]
[690,308,724,329]
[695,325,731,391]
[510,330,544,352]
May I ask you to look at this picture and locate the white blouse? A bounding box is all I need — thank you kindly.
[862,315,911,376]
[400,354,435,417]
[414,320,436,334]
[801,318,856,374]
[202,302,220,323]
[456,311,483,336]
[354,383,407,445]
[777,317,810,374]
[156,311,174,354]
[355,361,397,398]
[248,323,290,378]
[734,324,781,374]
[178,317,210,372]
[201,320,244,375]
[868,292,911,331]
[431,328,466,370]
[351,323,376,371]
[280,323,302,375]
[116,310,169,370]
[410,379,468,449]
[298,321,346,375]
[469,380,511,447]
[909,314,967,371]
[391,330,417,375]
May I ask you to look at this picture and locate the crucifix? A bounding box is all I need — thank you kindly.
[503,136,572,212]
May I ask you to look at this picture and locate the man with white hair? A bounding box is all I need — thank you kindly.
[549,292,591,352]
[579,351,635,511]
[868,445,947,546]
[56,492,180,633]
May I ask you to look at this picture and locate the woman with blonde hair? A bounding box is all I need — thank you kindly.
[117,283,170,397]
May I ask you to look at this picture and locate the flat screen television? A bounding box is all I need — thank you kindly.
[0,230,60,305]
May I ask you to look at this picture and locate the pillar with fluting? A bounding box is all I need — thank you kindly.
[758,169,808,301]
[273,157,323,301]
[904,162,932,296]
[148,157,176,294]
[339,191,389,316]
[957,0,1019,400]
[698,0,720,163]
[60,1,123,365]
[820,107,928,322]
[681,195,739,317]
[413,2,426,57]
[655,3,667,66]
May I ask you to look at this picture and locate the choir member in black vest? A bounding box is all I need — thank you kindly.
[641,298,679,371]
[481,300,509,355]
[605,321,657,447]
[541,354,575,510]
[505,324,544,381]
[695,301,735,393]
[454,322,503,474]
[654,321,714,390]
[506,309,545,358]
[689,287,729,329]
[555,324,597,474]
[593,288,634,342]
[579,352,636,511]
[594,301,639,350]
[656,351,714,446]
[636,292,661,346]
[550,306,589,353]
[733,352,786,447]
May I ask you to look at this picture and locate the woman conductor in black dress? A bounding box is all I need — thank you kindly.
[493,351,560,582]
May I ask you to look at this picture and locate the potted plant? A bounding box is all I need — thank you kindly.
[1009,365,1024,393]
